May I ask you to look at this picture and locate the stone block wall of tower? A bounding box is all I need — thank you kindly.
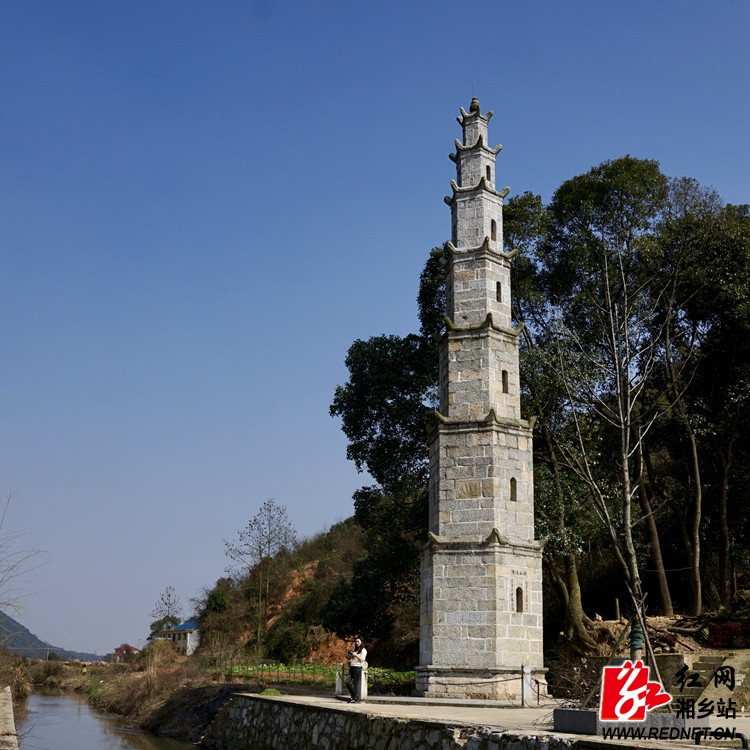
[417,98,545,700]
[427,422,534,540]
[439,330,522,421]
[434,98,534,547]
[447,254,512,329]
[419,543,543,671]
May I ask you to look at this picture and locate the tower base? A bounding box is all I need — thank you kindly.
[415,665,547,702]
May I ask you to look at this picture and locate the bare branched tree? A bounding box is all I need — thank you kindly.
[149,585,183,639]
[224,498,296,646]
[0,489,46,615]
[540,158,682,680]
[150,585,182,620]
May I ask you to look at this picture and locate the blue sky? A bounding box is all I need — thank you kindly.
[0,1,748,654]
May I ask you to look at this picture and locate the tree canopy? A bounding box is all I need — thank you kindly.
[329,155,750,658]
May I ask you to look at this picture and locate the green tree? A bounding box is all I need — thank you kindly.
[655,191,750,610]
[327,247,448,649]
[329,246,448,493]
[693,205,750,609]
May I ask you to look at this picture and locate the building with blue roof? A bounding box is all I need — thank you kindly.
[164,619,200,656]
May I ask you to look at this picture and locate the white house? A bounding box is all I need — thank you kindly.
[164,619,200,656]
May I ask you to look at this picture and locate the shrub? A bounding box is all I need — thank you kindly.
[206,587,229,612]
[265,620,308,663]
[137,639,178,693]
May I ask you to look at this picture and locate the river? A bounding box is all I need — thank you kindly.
[16,689,195,750]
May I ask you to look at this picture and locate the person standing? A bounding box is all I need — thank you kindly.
[345,636,367,703]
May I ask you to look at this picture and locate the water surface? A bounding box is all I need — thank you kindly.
[17,689,194,750]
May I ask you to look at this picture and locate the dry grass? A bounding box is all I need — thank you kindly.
[85,644,211,722]
[29,648,220,736]
[0,648,31,701]
[84,656,256,743]
[24,644,361,743]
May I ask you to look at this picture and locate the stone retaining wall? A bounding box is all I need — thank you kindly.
[201,694,574,750]
[0,687,18,750]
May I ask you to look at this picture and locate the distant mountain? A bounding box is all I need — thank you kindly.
[0,610,101,661]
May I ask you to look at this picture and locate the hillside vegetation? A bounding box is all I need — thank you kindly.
[0,610,99,661]
[197,516,420,668]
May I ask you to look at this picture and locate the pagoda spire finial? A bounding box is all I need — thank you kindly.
[457,98,493,142]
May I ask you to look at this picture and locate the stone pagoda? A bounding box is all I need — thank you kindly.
[415,99,545,700]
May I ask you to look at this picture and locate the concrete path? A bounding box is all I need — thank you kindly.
[0,687,18,750]
[249,692,557,731]
[250,692,750,747]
